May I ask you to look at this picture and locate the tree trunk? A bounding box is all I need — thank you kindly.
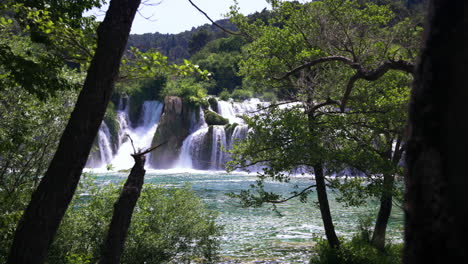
[314,162,340,248]
[405,0,468,263]
[7,1,141,263]
[371,173,394,250]
[99,154,146,264]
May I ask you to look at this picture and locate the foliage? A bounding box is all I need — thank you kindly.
[0,87,77,195]
[204,110,229,126]
[310,236,402,264]
[48,178,222,264]
[191,36,246,95]
[230,89,253,101]
[161,77,209,107]
[0,183,34,263]
[219,89,230,101]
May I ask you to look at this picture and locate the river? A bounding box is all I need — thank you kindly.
[89,169,404,263]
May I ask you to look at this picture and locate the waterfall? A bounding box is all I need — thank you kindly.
[177,127,210,169]
[230,125,249,148]
[88,97,262,171]
[98,122,113,165]
[108,100,163,170]
[210,126,227,170]
[218,98,265,124]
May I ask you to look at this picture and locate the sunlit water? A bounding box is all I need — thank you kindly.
[86,170,404,263]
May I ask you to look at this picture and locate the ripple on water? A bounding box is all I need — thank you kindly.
[90,171,403,263]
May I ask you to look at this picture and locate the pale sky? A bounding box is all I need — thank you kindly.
[87,0,270,34]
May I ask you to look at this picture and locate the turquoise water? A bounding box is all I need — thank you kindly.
[90,170,404,263]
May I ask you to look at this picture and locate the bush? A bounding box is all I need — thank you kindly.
[48,178,222,264]
[230,89,253,101]
[219,89,230,101]
[310,236,402,264]
[161,77,208,107]
[204,110,229,126]
[259,91,278,103]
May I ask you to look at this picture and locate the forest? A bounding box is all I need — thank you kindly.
[0,0,466,263]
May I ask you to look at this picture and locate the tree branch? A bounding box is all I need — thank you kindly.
[267,184,316,204]
[133,141,167,157]
[187,0,244,36]
[339,60,415,111]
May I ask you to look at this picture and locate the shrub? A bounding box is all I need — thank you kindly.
[259,91,278,103]
[219,89,230,101]
[204,110,229,126]
[48,178,222,264]
[230,89,253,101]
[161,77,208,107]
[310,236,402,264]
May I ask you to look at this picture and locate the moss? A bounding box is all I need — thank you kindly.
[204,110,229,126]
[208,97,219,113]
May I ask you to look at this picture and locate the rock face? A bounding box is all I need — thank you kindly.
[150,96,198,168]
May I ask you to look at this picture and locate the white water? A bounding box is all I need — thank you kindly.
[210,126,228,170]
[111,100,163,170]
[176,99,263,170]
[88,98,262,171]
[217,98,264,124]
[97,122,113,165]
[176,126,209,169]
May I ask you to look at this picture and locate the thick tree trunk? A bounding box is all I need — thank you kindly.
[405,0,468,263]
[371,173,394,250]
[99,154,146,264]
[7,1,141,263]
[314,162,340,248]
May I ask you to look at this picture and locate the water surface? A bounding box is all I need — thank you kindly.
[89,170,403,263]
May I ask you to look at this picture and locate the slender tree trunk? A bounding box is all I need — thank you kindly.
[314,162,340,248]
[371,173,394,250]
[99,154,146,264]
[7,1,141,263]
[405,0,468,263]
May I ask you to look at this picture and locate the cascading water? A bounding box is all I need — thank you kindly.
[210,126,227,170]
[230,125,249,148]
[86,122,114,168]
[176,99,263,170]
[110,100,163,170]
[217,98,264,124]
[97,122,114,165]
[87,97,262,171]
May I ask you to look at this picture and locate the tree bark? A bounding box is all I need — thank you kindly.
[314,162,340,248]
[371,173,394,250]
[7,1,141,263]
[99,154,146,264]
[405,0,468,263]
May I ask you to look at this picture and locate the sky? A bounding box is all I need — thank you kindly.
[87,0,270,35]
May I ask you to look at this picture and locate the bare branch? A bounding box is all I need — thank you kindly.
[275,56,360,80]
[127,134,137,154]
[267,184,316,204]
[134,141,168,157]
[187,0,244,36]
